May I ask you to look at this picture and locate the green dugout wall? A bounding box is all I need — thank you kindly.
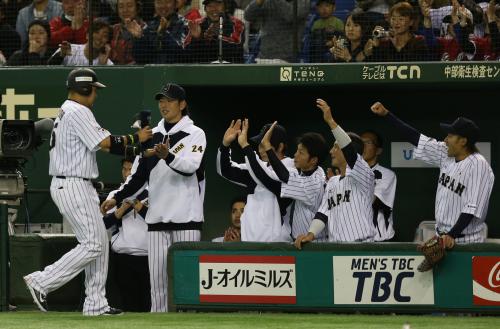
[0,63,499,242]
[169,242,500,313]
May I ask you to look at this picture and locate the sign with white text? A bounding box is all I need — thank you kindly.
[199,255,296,304]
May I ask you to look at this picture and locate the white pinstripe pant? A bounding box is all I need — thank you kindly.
[148,230,200,312]
[25,178,109,315]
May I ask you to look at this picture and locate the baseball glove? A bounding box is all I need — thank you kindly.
[416,236,446,272]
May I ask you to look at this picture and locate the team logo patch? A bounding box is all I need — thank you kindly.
[75,76,93,82]
[172,143,184,154]
[472,256,500,305]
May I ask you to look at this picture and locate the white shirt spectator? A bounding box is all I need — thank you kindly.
[63,44,113,66]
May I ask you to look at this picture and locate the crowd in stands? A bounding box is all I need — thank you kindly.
[0,0,499,65]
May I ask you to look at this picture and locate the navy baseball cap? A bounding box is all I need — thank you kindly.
[440,117,480,144]
[155,83,186,101]
[250,123,287,149]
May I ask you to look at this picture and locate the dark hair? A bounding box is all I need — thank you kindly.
[465,140,479,154]
[90,19,111,36]
[28,19,51,40]
[121,157,134,165]
[297,132,328,165]
[181,104,189,116]
[346,12,375,47]
[347,132,364,155]
[116,0,143,18]
[230,195,247,209]
[361,130,384,148]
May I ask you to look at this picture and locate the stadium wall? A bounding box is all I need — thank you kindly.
[0,63,499,242]
[169,242,500,313]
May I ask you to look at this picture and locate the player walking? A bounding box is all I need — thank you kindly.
[23,68,152,315]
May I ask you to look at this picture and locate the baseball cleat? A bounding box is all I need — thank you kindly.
[23,276,48,312]
[102,307,124,316]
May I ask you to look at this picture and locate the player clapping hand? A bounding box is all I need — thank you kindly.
[237,118,250,148]
[222,119,242,146]
[260,120,277,151]
[154,135,170,159]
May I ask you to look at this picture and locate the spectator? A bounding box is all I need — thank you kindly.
[61,19,113,65]
[360,130,397,242]
[212,196,246,242]
[309,0,344,62]
[7,19,63,65]
[110,0,146,64]
[103,157,150,312]
[49,0,89,48]
[244,0,310,63]
[365,1,430,61]
[329,12,374,62]
[177,0,201,20]
[0,2,21,64]
[188,0,244,63]
[418,0,464,61]
[132,0,191,64]
[457,0,499,60]
[3,0,31,27]
[16,0,62,47]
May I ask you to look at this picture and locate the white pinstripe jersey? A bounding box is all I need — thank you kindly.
[413,135,495,243]
[372,164,397,241]
[49,100,110,179]
[281,166,328,241]
[317,154,376,242]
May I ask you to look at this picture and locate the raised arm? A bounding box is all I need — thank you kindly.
[316,98,358,169]
[216,120,253,187]
[238,119,282,196]
[370,102,421,146]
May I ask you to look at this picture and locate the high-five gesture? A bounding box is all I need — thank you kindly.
[237,119,250,148]
[370,102,390,116]
[316,98,337,129]
[260,121,277,151]
[223,119,242,146]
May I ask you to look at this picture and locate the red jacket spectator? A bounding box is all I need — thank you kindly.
[49,16,88,47]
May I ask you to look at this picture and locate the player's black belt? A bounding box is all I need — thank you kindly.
[55,176,90,181]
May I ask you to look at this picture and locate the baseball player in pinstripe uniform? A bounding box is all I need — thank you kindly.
[101,83,206,312]
[360,130,397,241]
[217,120,295,242]
[247,122,330,242]
[23,68,152,315]
[295,99,376,248]
[371,102,494,246]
